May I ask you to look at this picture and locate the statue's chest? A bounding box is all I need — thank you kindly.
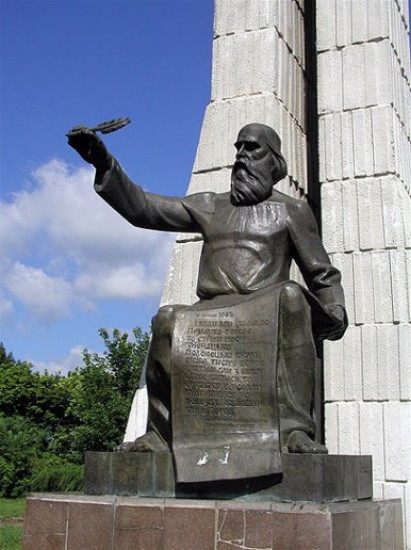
[207,201,287,244]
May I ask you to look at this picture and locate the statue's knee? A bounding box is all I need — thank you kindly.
[280,282,307,315]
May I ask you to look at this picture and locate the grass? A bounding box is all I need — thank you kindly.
[0,500,25,522]
[0,499,25,550]
[0,525,22,550]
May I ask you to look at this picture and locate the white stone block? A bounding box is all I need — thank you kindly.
[343,325,362,401]
[336,0,352,47]
[210,37,223,102]
[383,402,411,482]
[377,324,400,400]
[231,33,247,98]
[230,0,246,35]
[321,182,344,254]
[352,109,375,177]
[351,0,368,44]
[259,0,278,30]
[294,4,304,67]
[373,481,384,499]
[341,180,359,252]
[245,0,260,31]
[278,39,290,109]
[213,0,226,37]
[318,115,326,183]
[162,240,183,305]
[361,325,378,401]
[359,402,385,481]
[367,0,390,40]
[371,106,396,176]
[353,252,374,324]
[324,402,339,454]
[357,179,384,251]
[337,402,360,455]
[401,189,411,249]
[317,50,343,114]
[194,104,214,172]
[372,251,394,324]
[212,99,230,168]
[381,176,403,248]
[406,249,411,322]
[382,481,405,501]
[228,97,248,150]
[244,95,265,128]
[250,31,263,95]
[190,171,207,194]
[343,45,365,110]
[323,336,345,402]
[324,113,344,182]
[316,0,337,52]
[262,93,282,136]
[261,28,279,96]
[365,41,393,108]
[399,324,411,401]
[341,112,355,179]
[390,249,409,324]
[210,168,229,194]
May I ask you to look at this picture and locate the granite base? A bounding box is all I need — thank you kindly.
[22,493,403,550]
[84,451,373,502]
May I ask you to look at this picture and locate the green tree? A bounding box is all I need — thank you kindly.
[67,327,149,458]
[0,328,149,496]
[0,414,46,497]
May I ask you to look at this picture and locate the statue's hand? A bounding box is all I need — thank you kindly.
[320,304,348,341]
[66,127,112,171]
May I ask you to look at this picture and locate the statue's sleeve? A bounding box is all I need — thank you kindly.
[288,200,345,308]
[94,159,201,232]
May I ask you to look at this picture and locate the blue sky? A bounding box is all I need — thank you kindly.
[0,0,213,372]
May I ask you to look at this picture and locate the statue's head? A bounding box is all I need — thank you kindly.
[230,123,287,206]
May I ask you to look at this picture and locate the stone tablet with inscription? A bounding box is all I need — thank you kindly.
[171,287,282,483]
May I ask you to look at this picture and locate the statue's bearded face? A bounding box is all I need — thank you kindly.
[230,127,277,206]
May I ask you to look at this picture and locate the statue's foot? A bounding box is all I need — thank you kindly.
[286,430,328,454]
[115,431,170,453]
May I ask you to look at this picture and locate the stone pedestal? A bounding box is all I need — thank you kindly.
[22,493,403,550]
[84,451,373,503]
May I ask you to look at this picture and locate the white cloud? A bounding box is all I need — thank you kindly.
[0,159,174,322]
[0,293,13,321]
[32,345,85,375]
[5,261,72,320]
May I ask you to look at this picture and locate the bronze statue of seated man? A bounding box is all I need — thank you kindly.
[68,123,347,475]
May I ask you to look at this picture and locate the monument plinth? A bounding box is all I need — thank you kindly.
[22,493,403,550]
[84,451,373,503]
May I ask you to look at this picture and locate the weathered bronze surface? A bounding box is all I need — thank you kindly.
[67,123,348,484]
[171,290,281,482]
[84,451,373,503]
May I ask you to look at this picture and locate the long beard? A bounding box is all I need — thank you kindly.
[230,159,273,206]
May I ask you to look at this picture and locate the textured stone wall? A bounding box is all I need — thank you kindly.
[316,1,411,546]
[161,0,309,306]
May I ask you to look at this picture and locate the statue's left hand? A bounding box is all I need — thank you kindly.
[320,304,348,341]
[66,128,112,171]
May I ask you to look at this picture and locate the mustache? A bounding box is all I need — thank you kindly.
[233,159,250,171]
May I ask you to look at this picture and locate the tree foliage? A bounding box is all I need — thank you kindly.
[0,327,149,496]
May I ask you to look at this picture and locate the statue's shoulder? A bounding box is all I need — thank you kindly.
[269,189,303,208]
[182,191,217,213]
[269,191,314,221]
